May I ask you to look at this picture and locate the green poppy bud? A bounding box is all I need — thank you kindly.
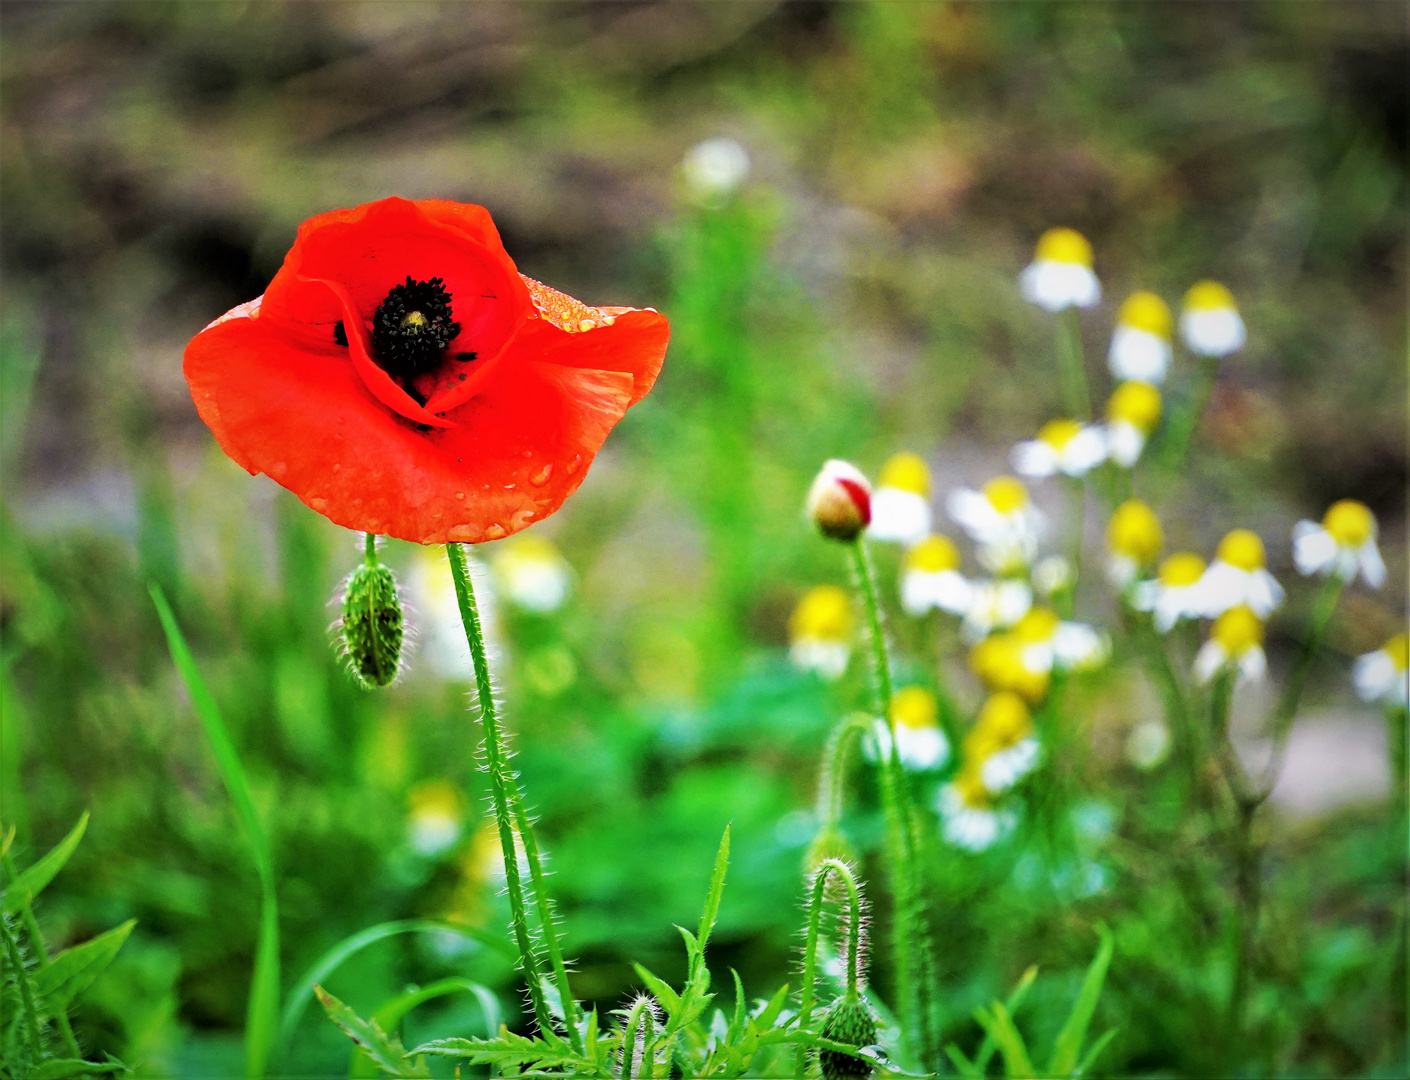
[340,559,404,688]
[820,995,877,1080]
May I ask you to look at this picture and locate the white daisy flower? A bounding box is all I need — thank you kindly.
[788,585,853,680]
[1194,605,1267,685]
[964,691,1042,793]
[490,534,572,613]
[868,451,932,546]
[1106,498,1164,588]
[959,578,1033,644]
[868,686,950,771]
[938,769,1016,852]
[1194,529,1285,618]
[1104,380,1163,468]
[1011,418,1108,479]
[406,781,465,857]
[1353,633,1409,710]
[1179,280,1246,358]
[681,137,750,204]
[899,534,971,617]
[1292,499,1386,588]
[1011,607,1110,678]
[1126,719,1172,770]
[1132,552,1208,633]
[1108,291,1174,384]
[946,476,1045,575]
[1018,227,1101,312]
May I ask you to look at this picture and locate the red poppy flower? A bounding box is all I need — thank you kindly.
[184,197,668,544]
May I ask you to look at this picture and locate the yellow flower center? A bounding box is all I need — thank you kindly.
[969,634,1050,703]
[1037,418,1083,452]
[1158,552,1206,587]
[1216,529,1266,571]
[1384,632,1409,672]
[1034,227,1093,268]
[983,476,1029,515]
[905,534,961,573]
[1013,607,1061,643]
[1211,605,1264,655]
[1183,279,1237,313]
[495,533,565,572]
[892,685,939,730]
[972,691,1033,748]
[409,780,464,822]
[1106,380,1163,433]
[789,585,853,643]
[878,451,931,497]
[1107,499,1164,563]
[953,766,992,808]
[1117,291,1173,339]
[1322,499,1375,548]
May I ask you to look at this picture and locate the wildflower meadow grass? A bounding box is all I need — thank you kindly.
[2,5,1405,1079]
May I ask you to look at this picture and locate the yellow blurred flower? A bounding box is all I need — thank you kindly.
[899,535,971,618]
[491,533,572,613]
[1132,552,1208,633]
[1194,605,1266,685]
[788,585,854,680]
[869,452,933,546]
[1018,228,1101,312]
[1108,292,1174,384]
[1011,418,1108,479]
[1292,499,1385,587]
[870,686,951,770]
[966,691,1041,792]
[1179,280,1245,358]
[938,764,1015,851]
[1195,529,1284,618]
[1106,498,1164,587]
[407,780,466,857]
[946,476,1045,574]
[1353,633,1409,710]
[1104,380,1163,468]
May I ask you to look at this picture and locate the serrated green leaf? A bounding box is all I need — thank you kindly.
[632,963,681,1014]
[1047,925,1114,1079]
[696,825,730,951]
[32,919,134,1008]
[27,1056,124,1079]
[413,1030,589,1071]
[752,982,790,1031]
[728,969,746,1040]
[349,978,499,1079]
[2,812,88,914]
[316,985,431,1078]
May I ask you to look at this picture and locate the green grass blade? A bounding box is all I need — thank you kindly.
[1074,1027,1119,1078]
[974,1003,1035,1079]
[278,918,509,1050]
[1,812,88,914]
[1046,925,1114,1079]
[149,583,279,1080]
[974,964,1039,1073]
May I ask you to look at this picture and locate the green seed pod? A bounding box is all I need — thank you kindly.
[820,995,877,1080]
[340,561,404,688]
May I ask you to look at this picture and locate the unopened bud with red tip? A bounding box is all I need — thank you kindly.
[807,460,872,542]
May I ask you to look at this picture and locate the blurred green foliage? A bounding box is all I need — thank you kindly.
[1,2,1405,1077]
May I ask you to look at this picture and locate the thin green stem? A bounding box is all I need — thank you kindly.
[815,715,872,831]
[846,539,929,1067]
[1161,352,1219,474]
[1127,608,1202,807]
[1,849,82,1056]
[1055,306,1093,421]
[444,542,557,1041]
[1063,476,1085,619]
[364,531,377,565]
[1254,575,1346,800]
[1,914,44,1059]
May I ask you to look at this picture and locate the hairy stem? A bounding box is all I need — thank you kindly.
[1,849,82,1057]
[815,715,873,832]
[797,858,865,1078]
[847,539,930,1066]
[445,542,558,1039]
[1,913,45,1059]
[364,530,377,565]
[1055,306,1092,421]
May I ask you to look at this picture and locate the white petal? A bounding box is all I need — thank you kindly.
[1107,554,1138,589]
[1012,440,1060,478]
[1246,570,1284,617]
[1194,640,1227,684]
[897,725,949,771]
[982,739,1042,791]
[868,488,932,545]
[1130,579,1160,613]
[1180,308,1245,357]
[1238,646,1267,684]
[1292,524,1336,576]
[1108,326,1172,384]
[946,488,1003,541]
[1054,622,1109,669]
[1059,426,1109,475]
[1359,541,1386,588]
[933,571,975,615]
[1106,421,1146,468]
[1020,261,1101,312]
[1352,651,1396,702]
[1193,562,1249,617]
[790,640,850,680]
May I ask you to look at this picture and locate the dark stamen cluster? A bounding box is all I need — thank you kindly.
[358,276,460,380]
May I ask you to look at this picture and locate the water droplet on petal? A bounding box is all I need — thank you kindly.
[566,455,583,476]
[530,463,553,486]
[485,523,506,540]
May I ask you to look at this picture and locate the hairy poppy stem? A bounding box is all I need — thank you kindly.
[796,858,866,1079]
[847,538,932,1068]
[445,542,579,1046]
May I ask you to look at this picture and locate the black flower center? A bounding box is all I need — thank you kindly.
[370,276,460,378]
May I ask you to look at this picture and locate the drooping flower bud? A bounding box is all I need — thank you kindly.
[340,541,405,688]
[807,460,872,542]
[820,995,878,1079]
